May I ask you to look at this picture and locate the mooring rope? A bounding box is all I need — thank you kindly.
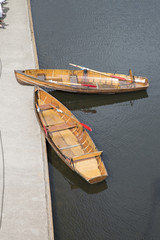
[0,130,5,229]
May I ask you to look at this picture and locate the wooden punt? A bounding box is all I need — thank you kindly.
[34,88,107,184]
[15,67,149,94]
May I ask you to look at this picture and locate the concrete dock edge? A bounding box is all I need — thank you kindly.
[0,0,54,239]
[40,130,54,240]
[27,0,39,69]
[27,0,54,239]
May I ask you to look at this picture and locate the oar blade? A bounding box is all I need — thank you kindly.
[80,122,92,131]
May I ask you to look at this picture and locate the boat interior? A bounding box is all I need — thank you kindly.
[26,69,148,89]
[35,89,107,182]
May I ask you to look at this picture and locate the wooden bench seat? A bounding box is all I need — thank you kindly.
[72,151,103,162]
[38,103,60,111]
[47,122,77,132]
[38,104,53,111]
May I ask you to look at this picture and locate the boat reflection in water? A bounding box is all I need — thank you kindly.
[50,90,148,113]
[47,144,108,194]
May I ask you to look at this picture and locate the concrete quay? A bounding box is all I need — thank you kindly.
[0,0,54,239]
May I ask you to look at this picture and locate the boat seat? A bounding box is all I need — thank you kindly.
[38,104,59,111]
[38,104,52,111]
[47,122,77,132]
[72,151,103,162]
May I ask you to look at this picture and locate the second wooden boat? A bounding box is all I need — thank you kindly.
[34,88,107,184]
[15,66,149,94]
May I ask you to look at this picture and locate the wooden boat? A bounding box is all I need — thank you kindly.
[34,88,107,184]
[15,64,149,94]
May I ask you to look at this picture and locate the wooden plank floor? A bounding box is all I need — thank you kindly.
[39,100,101,179]
[75,158,101,178]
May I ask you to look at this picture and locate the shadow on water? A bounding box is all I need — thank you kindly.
[47,143,108,194]
[48,90,148,111]
[143,178,160,240]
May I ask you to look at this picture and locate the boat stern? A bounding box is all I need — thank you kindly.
[87,174,107,184]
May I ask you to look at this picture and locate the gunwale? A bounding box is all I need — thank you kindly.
[34,88,107,184]
[15,69,149,94]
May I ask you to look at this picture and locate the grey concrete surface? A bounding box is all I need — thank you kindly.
[0,0,54,239]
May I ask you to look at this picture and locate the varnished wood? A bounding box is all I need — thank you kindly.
[15,68,149,94]
[34,88,107,184]
[72,151,103,162]
[47,122,77,132]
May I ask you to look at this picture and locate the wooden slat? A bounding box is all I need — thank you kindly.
[47,122,77,132]
[60,129,84,156]
[75,158,101,178]
[50,131,67,148]
[72,151,103,162]
[38,103,60,111]
[50,130,83,158]
[39,104,53,111]
[60,144,81,150]
[45,76,62,81]
[41,109,62,126]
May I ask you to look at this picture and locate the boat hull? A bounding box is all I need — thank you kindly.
[15,69,149,94]
[34,88,108,184]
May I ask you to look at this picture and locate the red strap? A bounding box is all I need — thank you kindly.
[81,84,97,88]
[42,124,48,136]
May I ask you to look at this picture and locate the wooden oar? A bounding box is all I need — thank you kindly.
[36,101,92,131]
[46,79,97,88]
[69,63,147,84]
[69,63,126,81]
[50,104,92,132]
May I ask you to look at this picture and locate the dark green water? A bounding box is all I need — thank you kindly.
[31,0,160,239]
